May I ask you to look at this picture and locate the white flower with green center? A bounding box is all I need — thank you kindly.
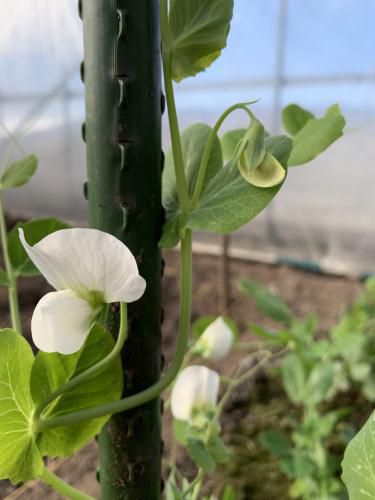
[171,365,220,422]
[193,317,234,360]
[19,228,146,354]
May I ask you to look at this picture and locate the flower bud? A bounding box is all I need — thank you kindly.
[242,152,286,188]
[192,317,234,360]
[234,115,286,188]
[171,365,220,422]
[234,116,265,174]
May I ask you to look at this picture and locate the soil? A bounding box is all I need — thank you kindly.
[0,242,366,499]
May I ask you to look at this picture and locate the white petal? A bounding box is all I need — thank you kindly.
[31,290,96,354]
[199,317,234,360]
[171,366,220,421]
[19,228,146,303]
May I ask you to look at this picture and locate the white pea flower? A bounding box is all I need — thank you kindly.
[193,317,234,360]
[19,228,146,355]
[171,365,220,422]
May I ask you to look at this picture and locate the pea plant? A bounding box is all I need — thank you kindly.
[239,280,349,499]
[339,278,375,500]
[0,0,346,498]
[240,278,375,500]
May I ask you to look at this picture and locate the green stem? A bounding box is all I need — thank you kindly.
[235,340,266,350]
[34,303,128,425]
[40,467,95,500]
[183,468,204,500]
[160,0,190,211]
[191,103,254,207]
[216,350,272,417]
[36,230,193,432]
[191,476,203,500]
[0,192,21,333]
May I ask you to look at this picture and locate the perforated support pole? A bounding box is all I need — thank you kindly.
[80,1,163,498]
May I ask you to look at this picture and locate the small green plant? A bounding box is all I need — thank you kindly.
[240,277,375,499]
[241,277,375,500]
[338,278,375,500]
[331,277,375,402]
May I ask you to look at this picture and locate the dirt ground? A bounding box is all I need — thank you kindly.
[0,246,364,499]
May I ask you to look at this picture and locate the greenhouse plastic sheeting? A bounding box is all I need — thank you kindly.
[1,0,375,276]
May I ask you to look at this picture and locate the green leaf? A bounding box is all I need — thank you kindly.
[0,329,43,483]
[165,470,185,500]
[220,485,237,500]
[260,429,292,457]
[192,315,238,339]
[30,324,123,457]
[317,410,348,439]
[281,353,306,404]
[362,379,375,401]
[160,129,292,247]
[288,104,345,166]
[186,136,291,235]
[159,213,188,249]
[342,410,375,499]
[187,439,216,472]
[161,123,223,248]
[238,279,292,324]
[163,123,223,210]
[264,135,293,166]
[208,436,229,464]
[8,218,70,277]
[173,419,190,446]
[168,0,234,82]
[0,267,11,287]
[221,129,246,161]
[187,161,281,234]
[0,155,38,189]
[249,323,291,345]
[291,450,315,479]
[305,362,335,404]
[282,104,314,136]
[235,118,265,175]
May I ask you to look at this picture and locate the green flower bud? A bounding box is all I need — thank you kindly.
[241,152,286,188]
[234,115,286,188]
[234,116,265,175]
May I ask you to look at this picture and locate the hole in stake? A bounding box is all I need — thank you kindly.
[83,181,88,200]
[117,78,127,106]
[117,9,128,39]
[78,0,83,19]
[118,142,130,170]
[81,122,86,142]
[80,62,85,82]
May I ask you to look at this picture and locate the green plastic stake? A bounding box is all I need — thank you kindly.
[81,1,163,498]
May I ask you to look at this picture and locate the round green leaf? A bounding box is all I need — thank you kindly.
[0,155,38,190]
[288,104,345,166]
[30,324,123,457]
[238,279,292,324]
[168,0,234,82]
[282,104,314,136]
[0,329,43,483]
[342,410,375,500]
[221,129,246,162]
